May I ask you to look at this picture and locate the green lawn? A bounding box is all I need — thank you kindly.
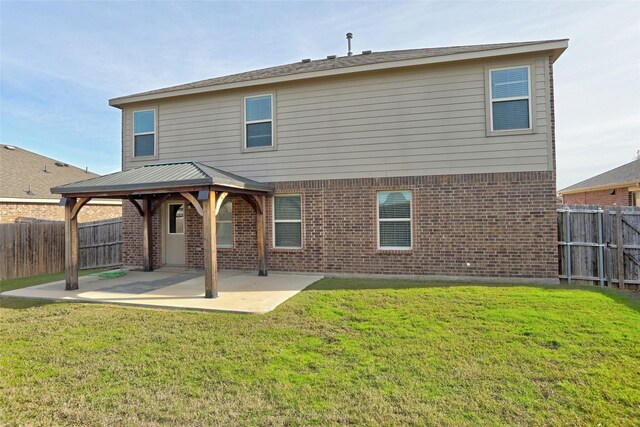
[1,276,638,426]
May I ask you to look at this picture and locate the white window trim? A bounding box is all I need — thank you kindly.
[167,202,185,235]
[243,93,276,152]
[216,200,233,248]
[132,108,157,158]
[485,61,536,136]
[272,194,303,249]
[377,190,413,251]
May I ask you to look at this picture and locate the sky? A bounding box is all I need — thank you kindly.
[1,0,639,190]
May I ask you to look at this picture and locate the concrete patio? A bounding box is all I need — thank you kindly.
[1,269,323,313]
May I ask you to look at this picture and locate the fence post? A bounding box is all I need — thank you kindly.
[616,207,625,289]
[597,208,604,288]
[566,209,572,284]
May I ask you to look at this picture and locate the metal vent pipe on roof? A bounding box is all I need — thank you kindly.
[346,32,353,56]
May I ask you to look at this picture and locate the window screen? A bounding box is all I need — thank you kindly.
[378,191,412,249]
[490,67,530,131]
[134,110,155,157]
[245,95,273,148]
[216,200,233,247]
[274,195,302,248]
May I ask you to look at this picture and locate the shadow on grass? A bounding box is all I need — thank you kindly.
[305,277,640,313]
[0,297,56,310]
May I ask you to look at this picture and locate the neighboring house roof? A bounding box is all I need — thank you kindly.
[51,161,274,195]
[0,145,100,201]
[110,38,568,107]
[560,159,640,194]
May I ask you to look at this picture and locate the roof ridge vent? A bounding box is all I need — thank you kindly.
[301,58,311,63]
[4,145,16,150]
[362,50,372,55]
[326,55,337,60]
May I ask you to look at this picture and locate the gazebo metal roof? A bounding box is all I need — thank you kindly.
[51,161,273,196]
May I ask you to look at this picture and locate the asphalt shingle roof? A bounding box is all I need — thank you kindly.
[560,159,640,193]
[113,39,567,102]
[0,145,98,199]
[51,161,273,195]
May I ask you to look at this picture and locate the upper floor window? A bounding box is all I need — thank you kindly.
[133,109,156,157]
[490,66,530,131]
[245,95,273,148]
[378,191,412,250]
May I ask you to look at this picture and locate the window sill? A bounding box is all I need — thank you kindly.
[241,145,277,153]
[376,248,414,255]
[270,247,304,253]
[486,128,534,137]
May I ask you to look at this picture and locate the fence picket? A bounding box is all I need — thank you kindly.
[559,205,640,291]
[0,218,122,280]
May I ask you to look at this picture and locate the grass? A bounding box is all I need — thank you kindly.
[0,268,109,293]
[1,276,639,426]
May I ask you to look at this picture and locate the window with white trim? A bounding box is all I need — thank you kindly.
[245,95,273,148]
[168,203,184,234]
[490,66,531,131]
[273,195,302,248]
[216,199,233,247]
[133,109,156,157]
[378,191,412,249]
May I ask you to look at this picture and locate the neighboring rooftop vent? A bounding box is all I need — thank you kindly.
[85,167,89,173]
[4,145,16,150]
[346,32,353,56]
[26,185,34,195]
[362,50,372,55]
[301,58,311,63]
[44,165,48,173]
[326,55,337,60]
[54,161,68,167]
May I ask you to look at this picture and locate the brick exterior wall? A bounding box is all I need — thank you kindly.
[121,171,558,280]
[0,202,121,223]
[562,188,633,206]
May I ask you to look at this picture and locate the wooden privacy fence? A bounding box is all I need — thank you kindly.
[558,205,640,290]
[0,218,122,280]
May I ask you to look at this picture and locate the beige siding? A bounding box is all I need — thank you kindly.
[123,55,552,182]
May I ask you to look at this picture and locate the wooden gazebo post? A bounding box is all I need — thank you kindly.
[62,196,90,291]
[64,197,79,290]
[142,197,153,272]
[202,190,218,298]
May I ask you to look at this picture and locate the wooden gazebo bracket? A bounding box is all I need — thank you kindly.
[180,192,204,216]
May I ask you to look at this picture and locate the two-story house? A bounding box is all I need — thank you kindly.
[54,39,568,296]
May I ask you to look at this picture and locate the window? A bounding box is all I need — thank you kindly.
[133,109,156,157]
[273,195,302,248]
[378,191,412,249]
[245,95,273,148]
[168,203,184,234]
[216,199,233,247]
[490,66,530,131]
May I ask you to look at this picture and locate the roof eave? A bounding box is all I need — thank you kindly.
[109,39,569,107]
[559,181,640,195]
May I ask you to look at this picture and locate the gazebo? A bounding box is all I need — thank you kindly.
[51,161,274,298]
